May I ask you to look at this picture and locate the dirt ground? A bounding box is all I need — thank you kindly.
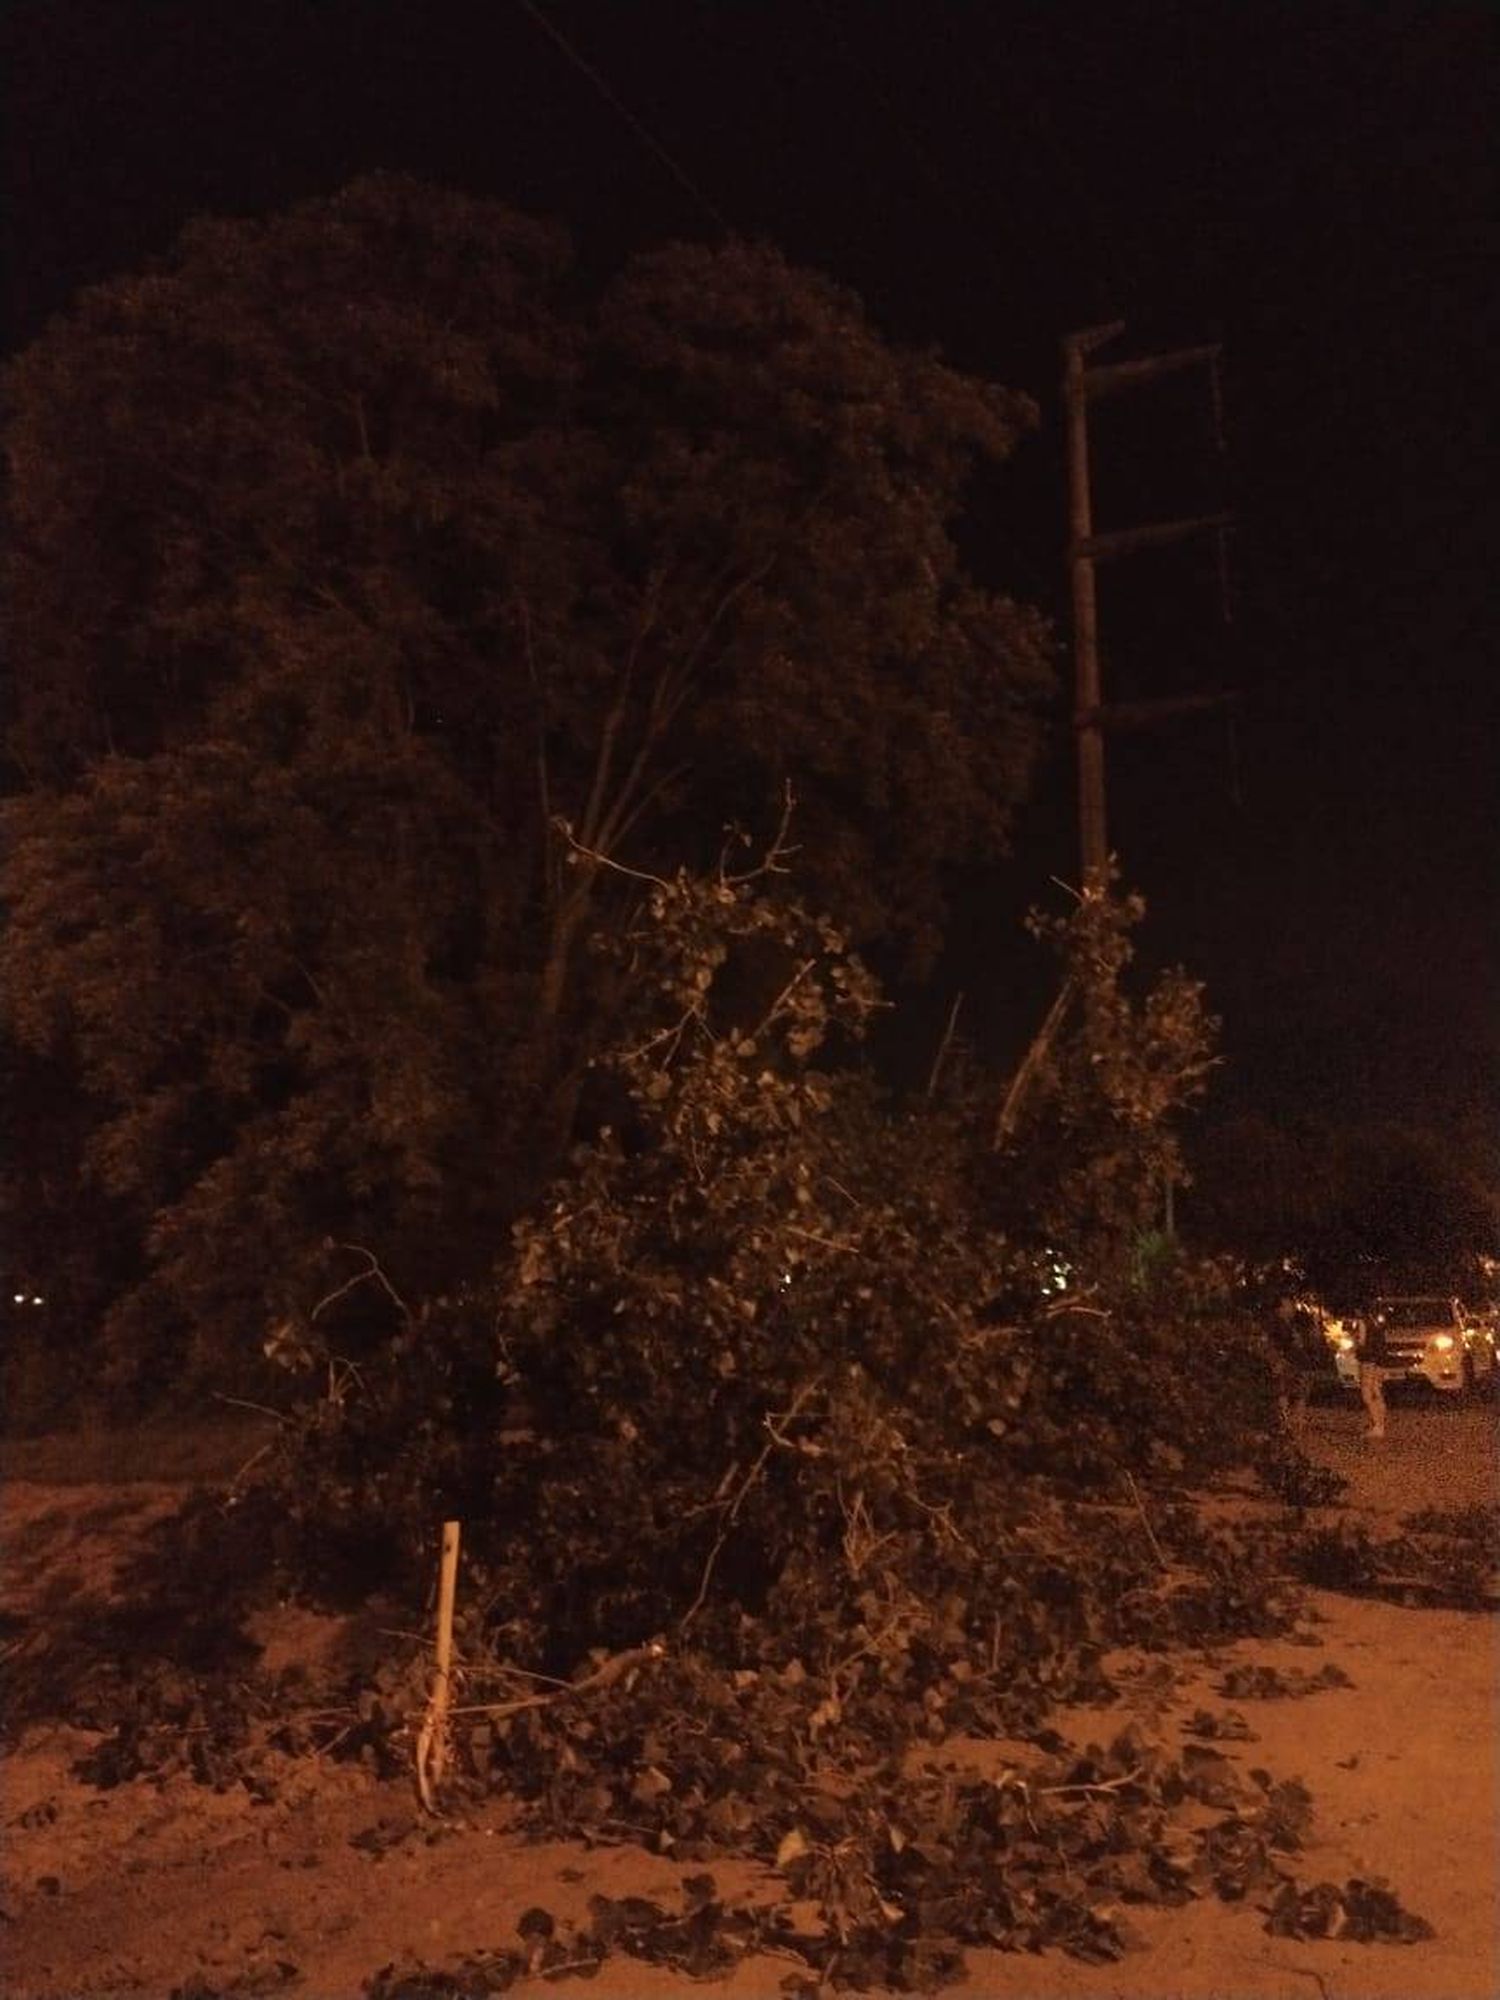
[2,1398,1496,2000]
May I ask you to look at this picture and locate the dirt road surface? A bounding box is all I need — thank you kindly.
[2,1397,1495,1999]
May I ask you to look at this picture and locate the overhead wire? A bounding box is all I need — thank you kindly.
[514,1,1061,609]
[513,0,732,238]
[811,14,1244,693]
[802,1,1070,613]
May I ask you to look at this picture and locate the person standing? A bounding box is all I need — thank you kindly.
[1269,1300,1326,1435]
[1355,1309,1390,1439]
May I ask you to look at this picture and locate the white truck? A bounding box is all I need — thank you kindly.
[1334,1295,1498,1398]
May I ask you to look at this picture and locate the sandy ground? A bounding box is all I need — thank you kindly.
[1,1397,1495,2000]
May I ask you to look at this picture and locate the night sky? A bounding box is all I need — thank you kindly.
[5,0,1495,1144]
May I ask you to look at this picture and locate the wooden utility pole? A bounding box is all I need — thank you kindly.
[995,324,1233,1159]
[1063,324,1116,887]
[1062,323,1232,888]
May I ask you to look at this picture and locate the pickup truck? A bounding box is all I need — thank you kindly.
[1356,1295,1497,1397]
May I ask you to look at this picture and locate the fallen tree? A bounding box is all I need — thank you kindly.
[254,855,1279,1643]
[13,861,1444,1989]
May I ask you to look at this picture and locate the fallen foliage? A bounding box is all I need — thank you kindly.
[1,879,1449,1990]
[1288,1505,1500,1609]
[1216,1662,1354,1700]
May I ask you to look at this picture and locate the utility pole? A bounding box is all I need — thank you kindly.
[1063,324,1115,888]
[996,325,1233,1157]
[1062,323,1232,888]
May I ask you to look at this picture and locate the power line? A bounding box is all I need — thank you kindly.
[513,0,732,237]
[810,0,977,232]
[515,0,1055,618]
[801,3,1068,610]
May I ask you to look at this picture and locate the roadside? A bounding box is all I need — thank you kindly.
[1,1396,1495,1999]
[1295,1393,1498,1517]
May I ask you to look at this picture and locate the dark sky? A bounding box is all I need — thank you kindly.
[4,0,1495,1139]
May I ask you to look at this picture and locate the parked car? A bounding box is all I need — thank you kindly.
[1270,1298,1345,1402]
[1457,1302,1499,1391]
[1321,1312,1362,1393]
[1361,1295,1497,1397]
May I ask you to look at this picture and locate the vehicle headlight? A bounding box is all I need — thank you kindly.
[1432,1333,1455,1352]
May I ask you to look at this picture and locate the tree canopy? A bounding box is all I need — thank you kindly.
[1186,1110,1498,1304]
[260,846,1246,1660]
[1,174,1053,1385]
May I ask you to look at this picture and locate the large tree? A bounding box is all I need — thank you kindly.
[1186,1111,1498,1302]
[2,174,1052,1387]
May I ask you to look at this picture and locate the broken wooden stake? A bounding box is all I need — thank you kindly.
[415,1518,461,1814]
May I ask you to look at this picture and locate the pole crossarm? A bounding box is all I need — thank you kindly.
[1066,320,1127,357]
[1077,511,1232,561]
[1061,319,1232,891]
[1082,344,1222,399]
[1075,688,1241,733]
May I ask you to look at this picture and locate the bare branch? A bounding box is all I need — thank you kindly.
[443,1639,667,1721]
[1039,1765,1146,1799]
[1124,1471,1169,1572]
[252,982,297,1022]
[615,1004,700,1070]
[753,955,817,1037]
[210,1391,287,1426]
[310,1242,411,1324]
[784,1224,861,1256]
[925,990,965,1099]
[291,955,329,1009]
[723,779,800,885]
[572,567,672,857]
[605,759,691,854]
[669,553,778,711]
[680,1380,820,1631]
[516,596,554,893]
[579,591,658,848]
[552,815,673,892]
[591,557,776,859]
[994,975,1077,1150]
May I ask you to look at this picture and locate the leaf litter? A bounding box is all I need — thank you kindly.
[4,1465,1462,1991]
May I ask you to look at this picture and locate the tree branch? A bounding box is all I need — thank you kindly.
[605,760,691,854]
[579,570,666,850]
[516,596,555,899]
[679,1380,819,1631]
[925,991,964,1099]
[993,975,1077,1150]
[753,957,817,1037]
[722,779,799,885]
[552,816,673,892]
[592,556,776,860]
[310,1242,411,1324]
